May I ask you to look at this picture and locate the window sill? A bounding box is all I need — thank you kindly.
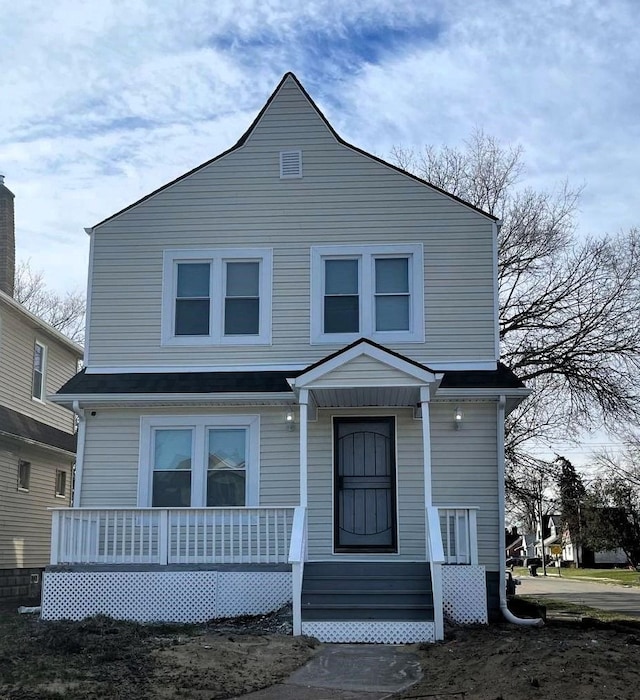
[311,330,424,345]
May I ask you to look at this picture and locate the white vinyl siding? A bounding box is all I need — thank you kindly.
[0,305,78,433]
[0,442,73,569]
[86,76,496,369]
[78,407,299,508]
[431,401,499,570]
[307,408,425,561]
[309,354,423,387]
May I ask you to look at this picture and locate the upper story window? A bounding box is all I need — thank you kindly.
[311,244,424,344]
[162,249,272,346]
[32,341,46,401]
[138,415,259,508]
[18,460,31,491]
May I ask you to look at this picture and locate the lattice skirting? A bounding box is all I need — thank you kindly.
[301,621,436,644]
[442,565,488,624]
[41,571,292,623]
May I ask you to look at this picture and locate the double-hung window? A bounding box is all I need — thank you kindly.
[311,244,423,343]
[32,341,46,401]
[162,249,272,345]
[139,415,259,508]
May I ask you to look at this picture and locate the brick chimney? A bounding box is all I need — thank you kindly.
[0,175,15,297]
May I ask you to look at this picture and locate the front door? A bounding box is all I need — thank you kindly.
[334,417,397,552]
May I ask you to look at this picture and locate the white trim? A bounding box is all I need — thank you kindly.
[435,388,531,399]
[420,387,432,506]
[83,228,95,366]
[72,401,86,507]
[299,389,309,508]
[492,221,501,361]
[51,392,294,407]
[137,414,260,507]
[80,359,499,375]
[83,363,308,374]
[293,340,437,388]
[161,248,272,346]
[310,244,424,344]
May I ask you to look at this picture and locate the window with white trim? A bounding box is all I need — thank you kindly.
[138,415,260,507]
[32,341,46,400]
[162,249,272,346]
[311,245,424,343]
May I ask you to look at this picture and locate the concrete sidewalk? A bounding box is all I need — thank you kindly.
[232,644,423,700]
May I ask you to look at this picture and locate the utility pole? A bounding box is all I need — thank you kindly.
[539,478,547,576]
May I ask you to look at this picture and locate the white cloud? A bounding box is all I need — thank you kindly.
[0,0,638,295]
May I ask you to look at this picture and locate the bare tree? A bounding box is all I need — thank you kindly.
[14,260,85,343]
[391,131,640,521]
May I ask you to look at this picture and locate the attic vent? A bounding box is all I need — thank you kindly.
[280,150,302,179]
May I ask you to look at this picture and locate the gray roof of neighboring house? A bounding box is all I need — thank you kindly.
[0,405,76,454]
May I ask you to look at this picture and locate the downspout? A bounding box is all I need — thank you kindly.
[498,395,544,626]
[71,401,86,508]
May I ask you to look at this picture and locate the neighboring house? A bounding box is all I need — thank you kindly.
[506,533,536,561]
[42,73,530,643]
[0,177,83,600]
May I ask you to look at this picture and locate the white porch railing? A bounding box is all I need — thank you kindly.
[50,507,296,566]
[425,506,445,641]
[439,507,479,565]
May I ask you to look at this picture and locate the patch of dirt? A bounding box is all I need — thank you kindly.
[3,604,640,699]
[394,619,640,700]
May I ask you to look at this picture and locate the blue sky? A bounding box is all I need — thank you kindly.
[1,0,638,302]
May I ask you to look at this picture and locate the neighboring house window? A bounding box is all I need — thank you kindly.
[162,249,272,345]
[18,460,31,491]
[138,415,259,507]
[55,470,67,498]
[32,341,46,400]
[311,244,424,343]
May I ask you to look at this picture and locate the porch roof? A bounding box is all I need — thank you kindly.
[0,405,76,455]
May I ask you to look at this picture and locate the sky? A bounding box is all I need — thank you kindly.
[2,0,638,296]
[1,0,636,465]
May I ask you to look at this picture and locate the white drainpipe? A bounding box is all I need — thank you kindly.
[498,395,544,627]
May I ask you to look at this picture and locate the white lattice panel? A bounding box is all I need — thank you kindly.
[217,572,291,617]
[301,621,435,644]
[42,571,291,624]
[441,565,488,624]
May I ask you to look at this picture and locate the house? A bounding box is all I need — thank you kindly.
[42,73,530,643]
[0,177,83,600]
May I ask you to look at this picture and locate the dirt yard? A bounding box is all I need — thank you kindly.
[1,604,640,699]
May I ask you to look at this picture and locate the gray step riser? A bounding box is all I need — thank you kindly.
[302,608,434,622]
[302,580,430,593]
[303,594,433,607]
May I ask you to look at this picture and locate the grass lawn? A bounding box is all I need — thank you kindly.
[513,565,640,586]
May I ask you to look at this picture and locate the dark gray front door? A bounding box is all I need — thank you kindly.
[334,417,397,552]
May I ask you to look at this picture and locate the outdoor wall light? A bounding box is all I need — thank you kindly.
[453,406,464,430]
[285,409,295,431]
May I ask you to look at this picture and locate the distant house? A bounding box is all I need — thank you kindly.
[0,178,83,600]
[42,73,530,643]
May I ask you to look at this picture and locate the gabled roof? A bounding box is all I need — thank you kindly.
[88,72,497,231]
[0,405,76,454]
[0,289,83,356]
[291,338,439,389]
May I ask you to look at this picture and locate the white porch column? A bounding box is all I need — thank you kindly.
[420,386,432,506]
[298,388,309,508]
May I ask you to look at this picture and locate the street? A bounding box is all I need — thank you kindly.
[517,572,640,618]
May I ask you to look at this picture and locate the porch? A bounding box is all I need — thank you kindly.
[43,504,488,641]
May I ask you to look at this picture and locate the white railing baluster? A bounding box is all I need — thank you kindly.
[48,507,295,566]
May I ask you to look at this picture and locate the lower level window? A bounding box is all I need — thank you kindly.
[18,460,31,491]
[140,416,259,508]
